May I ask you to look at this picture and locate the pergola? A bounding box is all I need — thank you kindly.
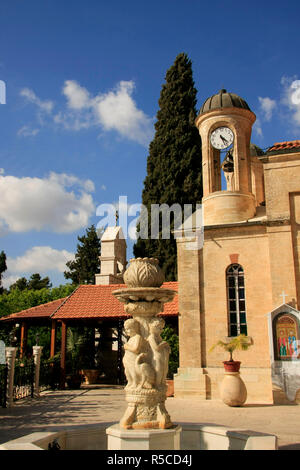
[0,282,178,388]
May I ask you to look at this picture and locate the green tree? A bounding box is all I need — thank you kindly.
[9,277,28,291]
[133,53,202,280]
[64,225,101,285]
[0,251,7,294]
[27,273,52,290]
[0,284,76,348]
[161,324,179,378]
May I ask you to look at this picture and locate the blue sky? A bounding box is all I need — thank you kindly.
[0,0,300,288]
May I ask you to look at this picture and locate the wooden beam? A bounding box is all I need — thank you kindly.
[50,320,57,358]
[60,321,67,389]
[20,322,28,359]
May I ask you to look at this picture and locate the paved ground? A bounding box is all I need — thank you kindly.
[0,385,300,450]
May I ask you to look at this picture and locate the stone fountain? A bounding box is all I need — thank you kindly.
[106,257,182,449]
[0,260,278,451]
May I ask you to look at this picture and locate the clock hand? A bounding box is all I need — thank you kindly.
[220,135,228,144]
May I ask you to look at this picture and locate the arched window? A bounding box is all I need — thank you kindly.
[226,264,247,337]
[273,314,300,361]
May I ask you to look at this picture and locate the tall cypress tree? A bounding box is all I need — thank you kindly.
[64,225,101,285]
[133,53,202,280]
[0,251,7,294]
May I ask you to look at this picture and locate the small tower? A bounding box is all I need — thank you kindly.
[195,89,257,225]
[95,226,127,285]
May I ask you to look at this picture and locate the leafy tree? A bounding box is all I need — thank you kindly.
[0,251,7,294]
[64,224,101,285]
[9,277,28,291]
[27,273,52,290]
[0,284,76,350]
[0,284,76,319]
[133,53,202,280]
[66,326,96,373]
[161,323,179,378]
[10,273,52,291]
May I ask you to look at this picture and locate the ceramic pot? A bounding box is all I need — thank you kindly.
[220,367,247,407]
[81,369,100,385]
[223,360,241,373]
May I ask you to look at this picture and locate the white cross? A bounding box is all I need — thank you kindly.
[280,291,288,304]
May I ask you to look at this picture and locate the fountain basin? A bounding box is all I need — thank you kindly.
[0,422,277,450]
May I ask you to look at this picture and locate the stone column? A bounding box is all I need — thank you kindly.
[32,346,43,398]
[5,347,17,408]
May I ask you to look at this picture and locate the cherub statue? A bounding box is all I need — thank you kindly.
[148,317,170,389]
[123,318,155,390]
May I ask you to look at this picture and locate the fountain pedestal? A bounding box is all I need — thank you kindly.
[108,257,181,449]
[106,424,182,450]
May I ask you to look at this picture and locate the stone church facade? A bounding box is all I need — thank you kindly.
[174,89,300,404]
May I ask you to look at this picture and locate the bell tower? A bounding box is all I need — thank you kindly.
[195,89,257,225]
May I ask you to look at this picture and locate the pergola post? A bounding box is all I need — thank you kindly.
[50,320,57,358]
[60,320,67,389]
[20,322,28,359]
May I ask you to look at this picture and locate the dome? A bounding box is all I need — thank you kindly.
[199,89,251,115]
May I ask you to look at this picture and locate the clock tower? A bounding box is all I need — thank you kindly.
[195,89,257,225]
[175,88,300,404]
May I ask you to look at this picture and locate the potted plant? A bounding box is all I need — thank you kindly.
[209,334,252,370]
[66,369,83,389]
[65,328,84,389]
[209,334,252,407]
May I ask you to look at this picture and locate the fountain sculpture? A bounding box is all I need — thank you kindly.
[106,257,180,449]
[0,257,278,450]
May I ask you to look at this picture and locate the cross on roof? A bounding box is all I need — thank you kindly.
[280,291,288,304]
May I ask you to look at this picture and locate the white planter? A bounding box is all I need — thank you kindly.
[220,372,247,407]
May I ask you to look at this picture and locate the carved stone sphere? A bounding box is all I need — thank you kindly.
[123,258,165,288]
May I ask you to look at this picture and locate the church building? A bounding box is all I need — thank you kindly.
[174,89,300,404]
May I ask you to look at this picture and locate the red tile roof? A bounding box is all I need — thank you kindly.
[52,282,178,320]
[0,298,67,322]
[0,282,178,322]
[267,140,300,153]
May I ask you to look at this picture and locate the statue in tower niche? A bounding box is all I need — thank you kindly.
[113,258,176,429]
[221,149,235,191]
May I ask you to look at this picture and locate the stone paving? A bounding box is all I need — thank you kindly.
[0,385,299,450]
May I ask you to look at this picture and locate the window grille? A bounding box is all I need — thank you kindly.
[226,264,247,336]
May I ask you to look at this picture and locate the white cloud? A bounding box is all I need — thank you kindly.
[56,79,154,146]
[20,88,54,113]
[101,184,107,191]
[2,246,75,288]
[63,80,90,110]
[0,168,4,175]
[93,81,154,146]
[19,80,154,146]
[7,246,74,273]
[258,96,277,121]
[0,172,95,233]
[53,109,94,131]
[280,76,300,127]
[253,117,263,137]
[17,125,40,137]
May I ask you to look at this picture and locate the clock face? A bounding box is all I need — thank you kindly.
[210,127,234,150]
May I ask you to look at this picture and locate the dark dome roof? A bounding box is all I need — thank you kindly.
[199,89,251,115]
